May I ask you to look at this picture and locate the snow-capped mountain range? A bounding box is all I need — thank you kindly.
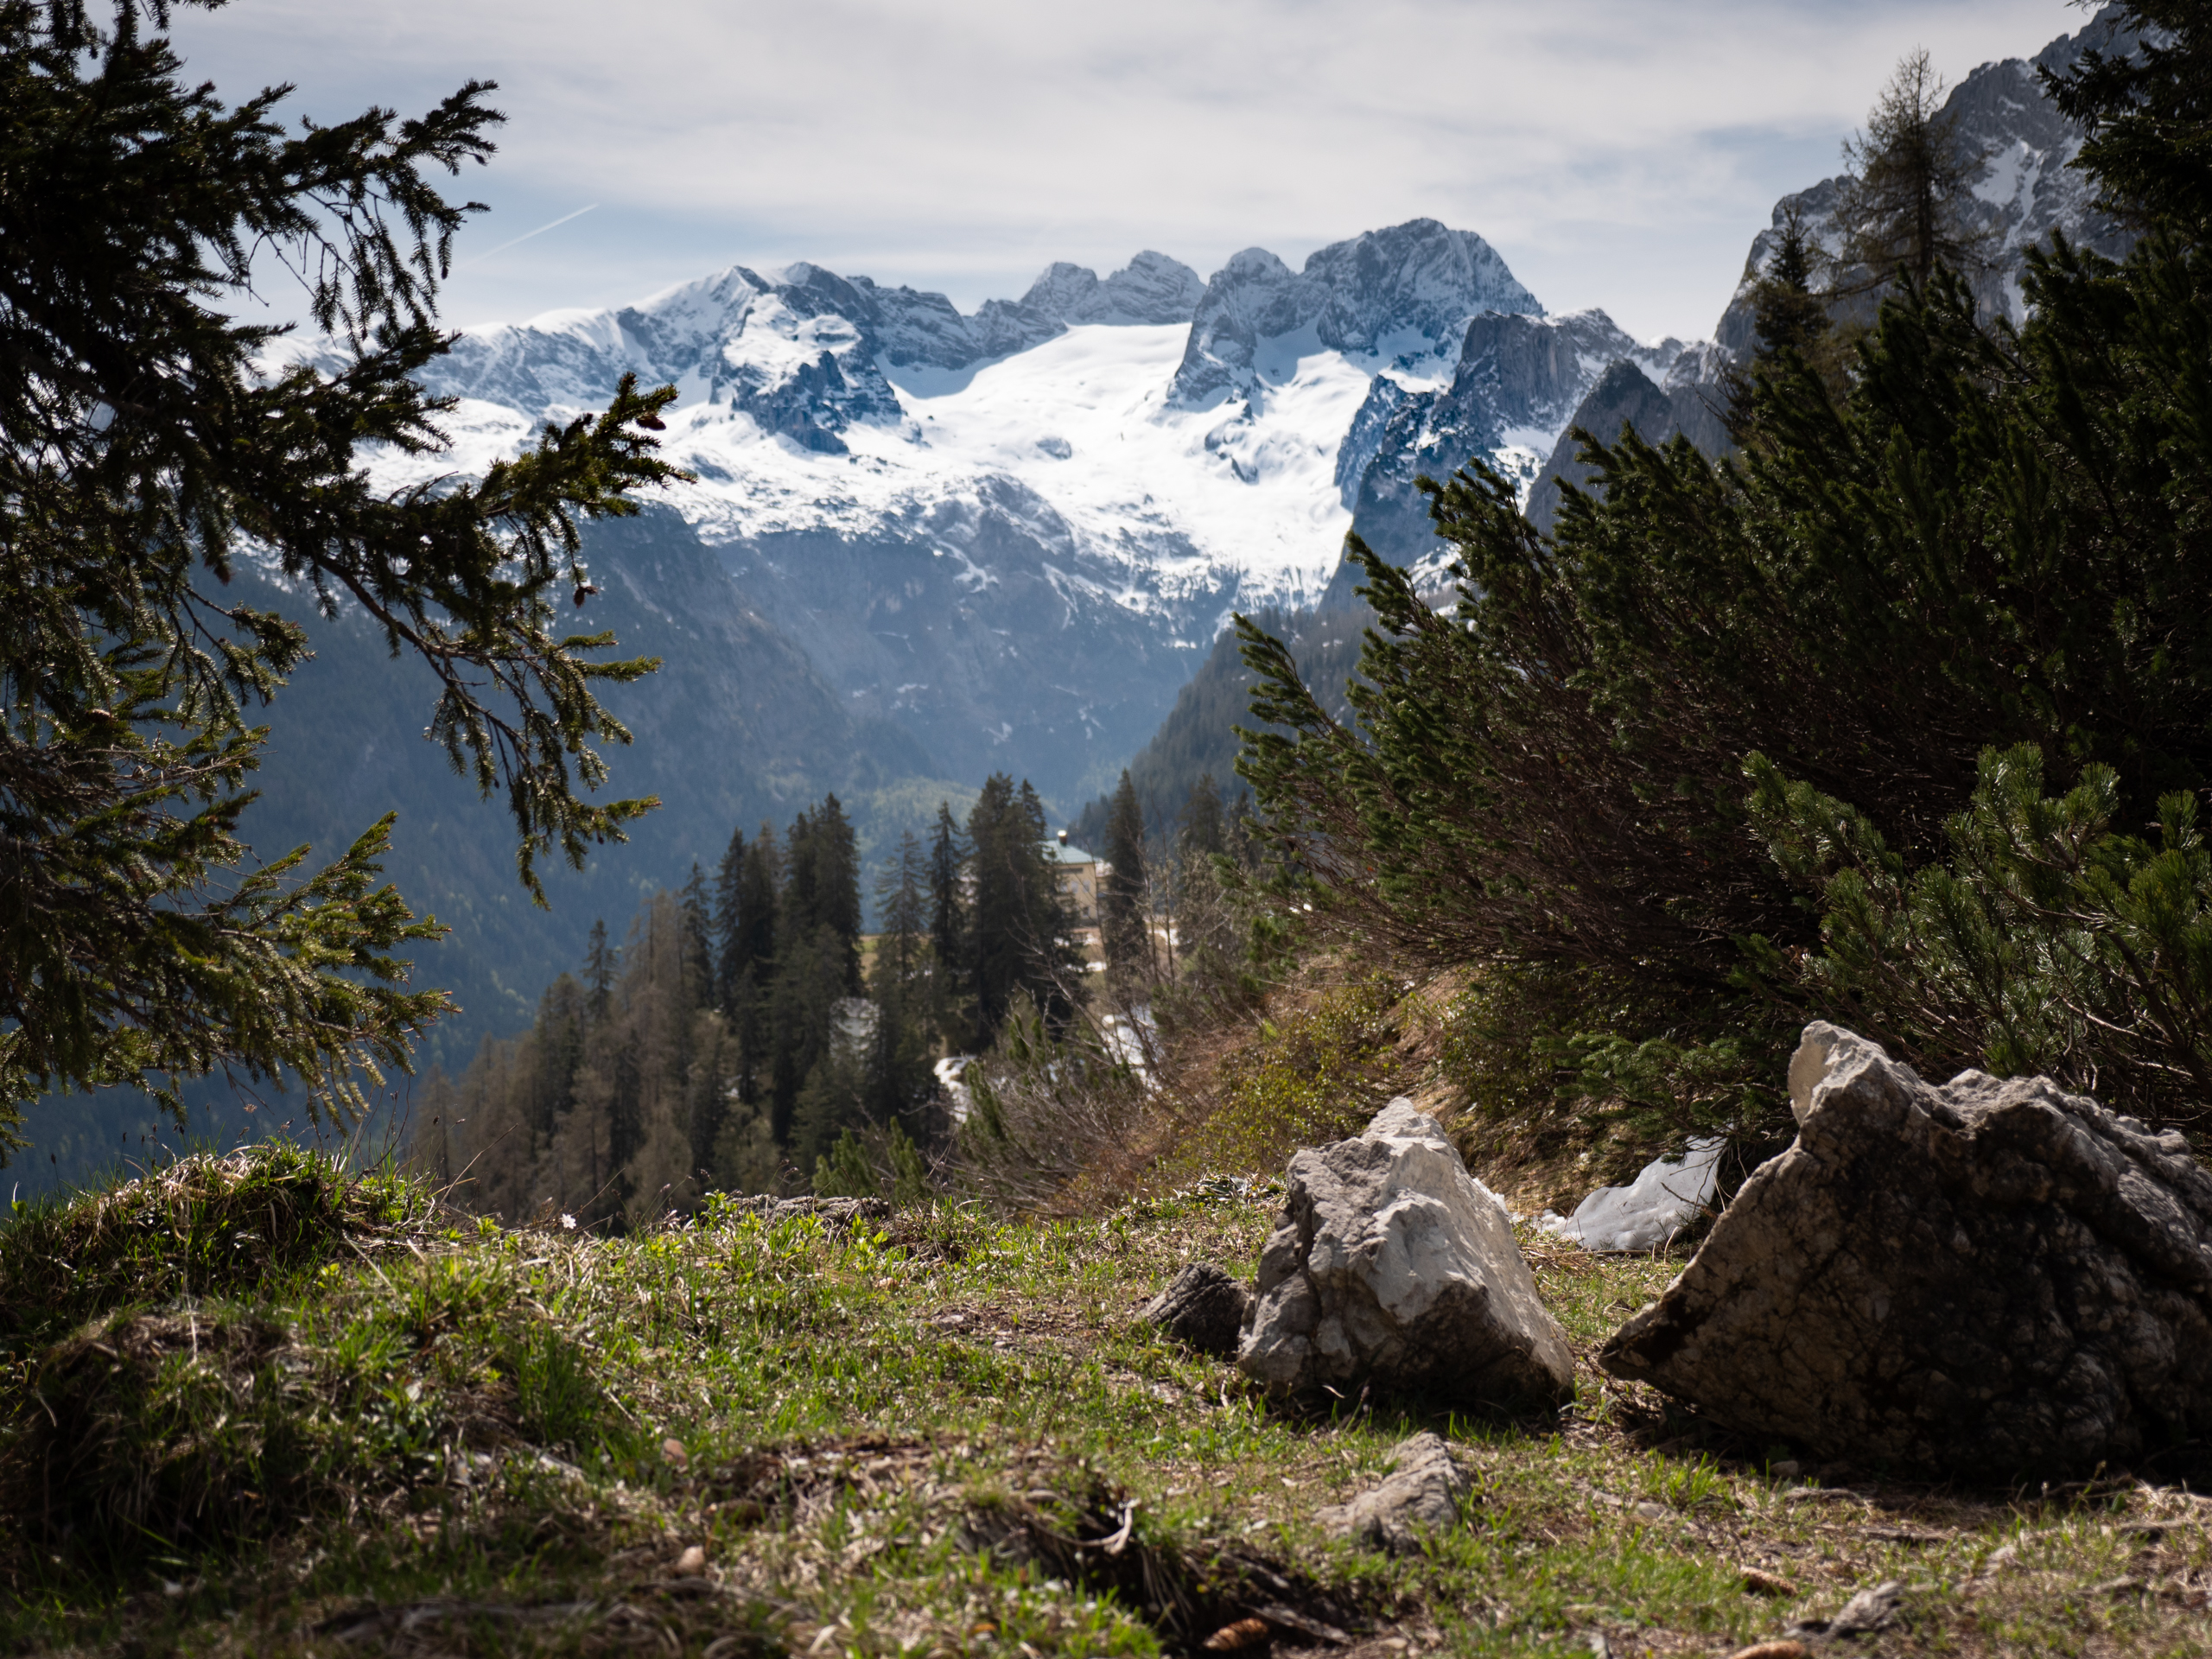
[329,219,1674,804]
[301,5,2128,817]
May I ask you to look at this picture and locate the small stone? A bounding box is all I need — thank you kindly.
[676,1543,707,1574]
[1789,1579,1904,1639]
[1137,1262,1250,1359]
[1238,1099,1574,1409]
[1769,1460,1800,1478]
[1315,1432,1471,1554]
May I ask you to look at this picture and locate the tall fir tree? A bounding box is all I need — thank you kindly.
[1100,771,1152,982]
[0,2,683,1142]
[967,775,1082,1046]
[926,801,972,1050]
[584,919,618,1022]
[711,826,747,1011]
[867,832,938,1136]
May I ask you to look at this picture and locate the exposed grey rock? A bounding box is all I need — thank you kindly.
[1789,1579,1904,1639]
[1315,1431,1471,1553]
[1522,359,1700,536]
[1713,7,2139,360]
[1336,308,1688,575]
[733,1195,893,1229]
[1170,220,1541,407]
[1137,1262,1250,1358]
[1021,251,1205,327]
[1600,1023,2212,1478]
[1237,1098,1575,1409]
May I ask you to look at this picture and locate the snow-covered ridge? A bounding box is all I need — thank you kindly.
[346,223,1658,615]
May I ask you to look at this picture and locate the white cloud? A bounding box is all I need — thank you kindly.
[175,0,2089,341]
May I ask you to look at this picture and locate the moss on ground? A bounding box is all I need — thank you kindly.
[0,1149,2206,1656]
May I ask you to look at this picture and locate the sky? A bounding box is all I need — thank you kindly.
[171,0,2094,346]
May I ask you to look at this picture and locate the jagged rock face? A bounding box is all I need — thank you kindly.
[421,260,1065,456]
[1305,220,1542,358]
[1238,1098,1576,1410]
[1340,308,1683,568]
[1521,359,1728,534]
[1020,251,1205,326]
[1315,1432,1471,1554]
[1713,6,2139,359]
[1170,220,1541,408]
[1600,1023,2212,1479]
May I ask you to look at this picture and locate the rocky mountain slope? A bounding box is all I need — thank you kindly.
[1516,4,2139,534]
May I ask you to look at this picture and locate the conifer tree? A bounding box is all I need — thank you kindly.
[0,1,683,1143]
[1834,49,1992,292]
[584,920,618,1021]
[867,832,937,1135]
[712,826,747,1007]
[967,775,1082,1046]
[678,861,713,1004]
[1726,206,1841,440]
[768,795,865,1144]
[1100,771,1152,981]
[926,803,972,1049]
[727,826,782,1103]
[1179,773,1228,862]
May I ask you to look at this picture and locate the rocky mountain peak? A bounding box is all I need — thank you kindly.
[1169,221,1541,408]
[1020,251,1205,326]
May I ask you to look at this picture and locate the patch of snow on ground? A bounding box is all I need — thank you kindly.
[1537,1136,1726,1253]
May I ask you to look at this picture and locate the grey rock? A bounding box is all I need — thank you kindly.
[1237,1098,1576,1409]
[1789,1579,1904,1639]
[1600,1023,2212,1478]
[1714,8,2140,363]
[1170,220,1540,407]
[1336,308,1690,577]
[1315,1431,1471,1553]
[734,1195,893,1229]
[1021,251,1204,327]
[1522,359,1687,536]
[1137,1262,1250,1358]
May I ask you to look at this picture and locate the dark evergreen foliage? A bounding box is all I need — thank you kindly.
[966,775,1082,1047]
[0,1,685,1141]
[925,803,971,1052]
[1100,772,1151,981]
[1236,1,2212,1134]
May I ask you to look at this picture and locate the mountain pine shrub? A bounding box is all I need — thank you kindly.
[1237,0,2212,1136]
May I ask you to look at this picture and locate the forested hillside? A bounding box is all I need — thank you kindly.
[414,775,1087,1225]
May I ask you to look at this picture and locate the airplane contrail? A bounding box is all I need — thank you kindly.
[461,204,599,268]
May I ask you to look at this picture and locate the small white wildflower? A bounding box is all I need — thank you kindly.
[560,1212,576,1230]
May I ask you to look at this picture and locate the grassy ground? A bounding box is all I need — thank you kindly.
[2,1149,2208,1657]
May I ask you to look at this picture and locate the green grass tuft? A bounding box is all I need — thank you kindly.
[0,1143,435,1359]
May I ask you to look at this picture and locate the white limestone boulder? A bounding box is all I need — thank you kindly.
[1236,1098,1575,1408]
